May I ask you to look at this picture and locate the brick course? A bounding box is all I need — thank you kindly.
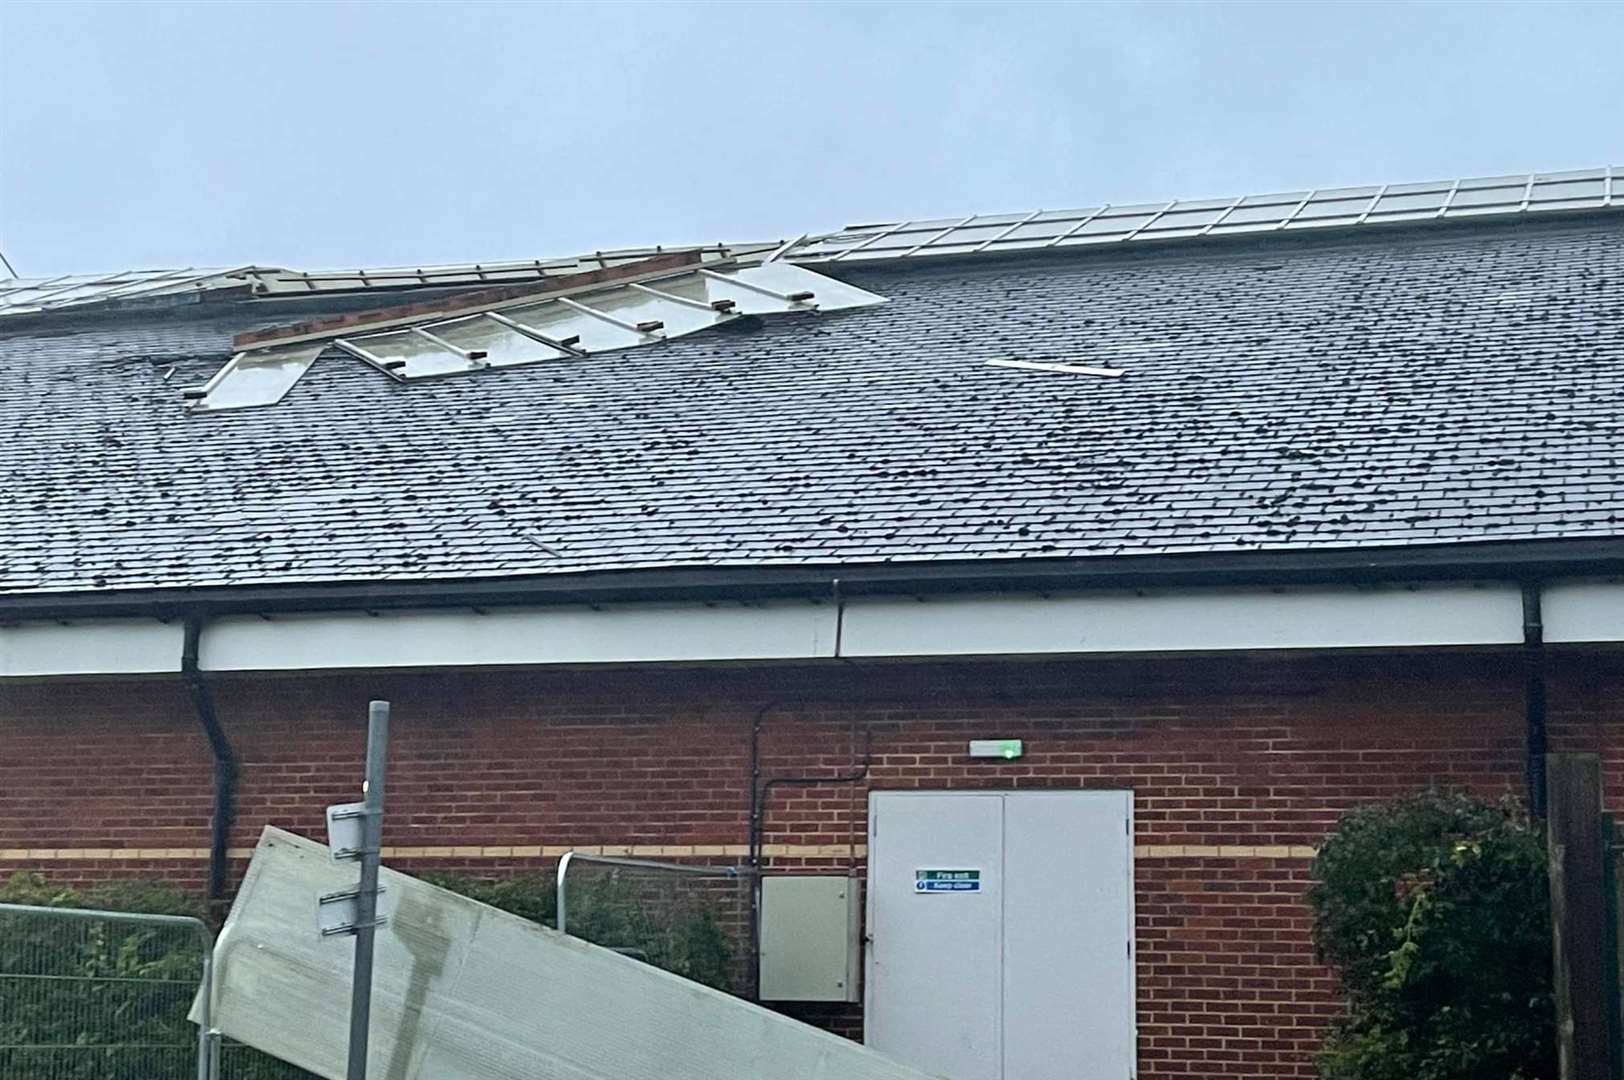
[3,648,1620,1078]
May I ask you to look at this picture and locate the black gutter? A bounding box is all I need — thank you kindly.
[5,537,1624,621]
[181,619,239,920]
[1522,585,1548,817]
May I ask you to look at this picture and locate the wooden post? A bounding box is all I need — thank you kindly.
[1608,814,1623,1079]
[1547,753,1608,1080]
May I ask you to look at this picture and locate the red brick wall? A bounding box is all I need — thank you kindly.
[4,648,1622,1079]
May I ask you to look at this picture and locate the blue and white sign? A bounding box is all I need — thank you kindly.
[915,869,982,893]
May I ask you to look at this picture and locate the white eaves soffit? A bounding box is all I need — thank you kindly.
[0,619,184,677]
[184,584,1533,674]
[24,582,1624,678]
[185,263,885,412]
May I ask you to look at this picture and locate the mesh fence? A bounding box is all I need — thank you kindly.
[557,857,754,995]
[0,904,205,1080]
[0,903,316,1080]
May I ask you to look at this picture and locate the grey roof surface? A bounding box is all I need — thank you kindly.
[3,215,1623,597]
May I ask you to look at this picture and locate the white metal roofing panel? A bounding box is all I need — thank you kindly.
[787,166,1624,264]
[197,827,935,1080]
[0,268,259,316]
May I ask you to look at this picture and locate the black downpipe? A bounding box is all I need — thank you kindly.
[746,703,873,1000]
[1521,584,1548,818]
[182,619,239,919]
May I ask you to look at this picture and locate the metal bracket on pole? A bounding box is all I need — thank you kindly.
[318,885,391,937]
[328,699,390,1080]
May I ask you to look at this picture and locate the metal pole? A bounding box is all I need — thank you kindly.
[197,944,214,1080]
[346,700,390,1080]
[556,850,574,937]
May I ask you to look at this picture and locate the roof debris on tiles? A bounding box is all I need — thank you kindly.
[185,254,885,412]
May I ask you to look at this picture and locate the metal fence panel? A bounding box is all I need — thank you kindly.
[0,902,211,1080]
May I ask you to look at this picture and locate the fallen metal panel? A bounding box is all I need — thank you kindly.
[199,827,935,1080]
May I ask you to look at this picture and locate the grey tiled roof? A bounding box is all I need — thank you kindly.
[3,216,1623,597]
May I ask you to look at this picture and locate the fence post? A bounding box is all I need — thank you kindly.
[1547,752,1608,1080]
[1607,814,1623,1080]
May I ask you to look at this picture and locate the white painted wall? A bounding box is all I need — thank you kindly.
[0,618,183,677]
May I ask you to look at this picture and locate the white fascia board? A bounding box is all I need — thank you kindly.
[3,584,1530,679]
[0,619,184,677]
[1541,581,1624,643]
[200,602,839,672]
[838,584,1524,657]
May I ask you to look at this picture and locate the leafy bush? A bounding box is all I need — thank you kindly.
[1307,792,1555,1080]
[0,871,310,1080]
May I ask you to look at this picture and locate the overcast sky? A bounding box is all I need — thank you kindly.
[1,0,1621,277]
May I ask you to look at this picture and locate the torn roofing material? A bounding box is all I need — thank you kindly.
[185,258,885,411]
[0,267,268,316]
[0,244,779,321]
[4,208,1624,598]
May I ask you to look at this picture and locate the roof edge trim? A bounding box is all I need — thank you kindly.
[6,537,1624,622]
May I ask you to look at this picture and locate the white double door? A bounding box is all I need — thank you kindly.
[865,791,1135,1080]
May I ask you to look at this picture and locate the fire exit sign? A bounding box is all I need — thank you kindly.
[915,869,982,894]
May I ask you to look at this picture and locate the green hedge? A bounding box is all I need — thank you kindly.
[423,870,735,992]
[1306,792,1555,1080]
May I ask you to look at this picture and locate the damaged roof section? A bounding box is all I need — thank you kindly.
[185,255,885,412]
[0,266,270,316]
[4,209,1624,596]
[0,244,779,322]
[788,166,1623,263]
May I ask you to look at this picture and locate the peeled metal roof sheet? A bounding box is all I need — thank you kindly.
[0,267,264,316]
[0,246,780,320]
[786,166,1624,264]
